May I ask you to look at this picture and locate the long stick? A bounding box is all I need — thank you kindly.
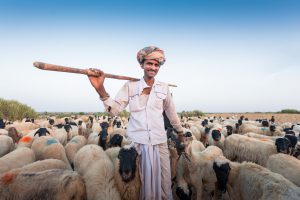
[33,62,177,87]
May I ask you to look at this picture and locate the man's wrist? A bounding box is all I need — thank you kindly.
[99,93,110,101]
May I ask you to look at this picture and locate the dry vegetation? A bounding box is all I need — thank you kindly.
[206,113,300,124]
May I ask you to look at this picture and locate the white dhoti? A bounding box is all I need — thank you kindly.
[135,142,173,200]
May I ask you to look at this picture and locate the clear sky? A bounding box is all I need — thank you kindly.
[0,0,299,113]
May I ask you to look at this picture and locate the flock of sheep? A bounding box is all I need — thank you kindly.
[0,114,299,200]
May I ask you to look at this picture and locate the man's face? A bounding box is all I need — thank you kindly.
[141,59,160,78]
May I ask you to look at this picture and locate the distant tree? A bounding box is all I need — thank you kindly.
[280,109,300,114]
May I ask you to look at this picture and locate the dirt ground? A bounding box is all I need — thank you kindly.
[205,113,300,124]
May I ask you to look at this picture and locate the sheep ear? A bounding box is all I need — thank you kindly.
[34,131,40,136]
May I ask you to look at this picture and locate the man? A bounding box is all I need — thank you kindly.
[88,46,183,200]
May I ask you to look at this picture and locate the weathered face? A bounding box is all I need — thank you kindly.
[212,130,221,141]
[275,138,291,154]
[118,147,138,182]
[213,162,231,193]
[141,59,160,79]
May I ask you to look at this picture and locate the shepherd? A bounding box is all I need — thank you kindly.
[87,46,184,200]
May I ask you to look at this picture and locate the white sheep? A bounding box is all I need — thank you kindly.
[244,132,280,142]
[4,158,70,174]
[74,144,121,200]
[31,136,71,169]
[0,169,87,200]
[239,123,283,136]
[0,128,8,135]
[178,141,224,200]
[65,135,87,168]
[0,147,35,173]
[213,158,300,200]
[266,153,300,186]
[0,135,14,157]
[224,134,278,166]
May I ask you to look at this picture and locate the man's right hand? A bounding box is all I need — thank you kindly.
[87,68,109,99]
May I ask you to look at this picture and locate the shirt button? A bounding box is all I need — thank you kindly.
[149,129,151,131]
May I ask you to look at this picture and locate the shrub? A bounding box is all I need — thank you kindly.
[280,109,300,114]
[0,98,38,121]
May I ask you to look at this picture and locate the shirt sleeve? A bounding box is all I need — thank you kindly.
[102,82,129,116]
[163,86,183,133]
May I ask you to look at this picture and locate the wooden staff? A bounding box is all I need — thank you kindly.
[33,62,177,87]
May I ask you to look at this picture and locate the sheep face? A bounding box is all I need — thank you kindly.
[98,130,108,150]
[108,134,123,147]
[118,147,138,182]
[269,125,276,132]
[184,131,193,138]
[284,134,298,148]
[213,161,231,193]
[212,130,221,142]
[275,138,291,154]
[262,120,269,127]
[116,121,122,128]
[34,128,50,137]
[166,128,185,155]
[49,119,55,125]
[64,125,72,133]
[176,185,192,200]
[226,125,233,136]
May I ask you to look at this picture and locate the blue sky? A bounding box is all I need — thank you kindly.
[0,0,299,113]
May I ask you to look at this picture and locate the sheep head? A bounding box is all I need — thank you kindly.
[213,160,231,193]
[275,137,292,154]
[108,134,123,148]
[118,146,138,182]
[212,130,221,142]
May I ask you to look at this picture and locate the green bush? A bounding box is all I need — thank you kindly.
[179,110,205,117]
[0,98,38,121]
[280,109,300,114]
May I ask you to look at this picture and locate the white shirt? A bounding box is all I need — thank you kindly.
[103,78,183,145]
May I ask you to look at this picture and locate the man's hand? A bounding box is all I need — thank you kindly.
[87,68,105,91]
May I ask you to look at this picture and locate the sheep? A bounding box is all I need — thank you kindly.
[0,135,14,157]
[0,147,35,173]
[224,134,290,166]
[238,123,283,136]
[107,145,141,200]
[293,142,300,159]
[74,144,121,200]
[31,136,71,169]
[87,132,99,144]
[266,153,300,186]
[0,169,87,200]
[4,159,70,174]
[213,158,300,200]
[5,121,39,133]
[174,139,207,200]
[0,128,8,135]
[177,141,224,200]
[65,135,87,169]
[244,132,280,142]
[50,125,68,145]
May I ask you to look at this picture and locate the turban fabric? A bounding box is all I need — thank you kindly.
[137,46,166,66]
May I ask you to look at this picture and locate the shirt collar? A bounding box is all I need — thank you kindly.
[138,77,160,95]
